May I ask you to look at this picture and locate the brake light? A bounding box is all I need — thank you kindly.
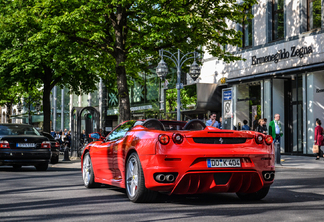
[158,134,170,145]
[0,140,10,148]
[172,133,184,144]
[265,135,273,145]
[255,134,264,144]
[41,141,51,148]
[55,142,60,148]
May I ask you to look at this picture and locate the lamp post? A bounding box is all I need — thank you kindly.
[156,49,201,121]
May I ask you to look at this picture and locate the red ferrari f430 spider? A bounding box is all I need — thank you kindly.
[81,119,275,203]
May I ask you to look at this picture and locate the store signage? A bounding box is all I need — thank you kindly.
[316,89,324,93]
[130,105,153,111]
[251,46,313,65]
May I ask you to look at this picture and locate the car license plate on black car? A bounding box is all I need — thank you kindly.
[207,158,241,168]
[16,143,36,148]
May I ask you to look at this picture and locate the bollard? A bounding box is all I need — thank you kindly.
[275,141,281,165]
[62,144,70,161]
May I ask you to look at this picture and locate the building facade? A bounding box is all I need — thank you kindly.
[2,0,323,156]
[201,0,324,155]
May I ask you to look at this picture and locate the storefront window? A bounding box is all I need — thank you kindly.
[236,82,261,130]
[307,0,321,30]
[272,0,284,40]
[72,94,78,107]
[91,84,100,107]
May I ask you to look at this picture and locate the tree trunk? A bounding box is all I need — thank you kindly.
[43,85,51,133]
[42,67,53,133]
[114,6,130,123]
[5,103,12,123]
[116,61,130,123]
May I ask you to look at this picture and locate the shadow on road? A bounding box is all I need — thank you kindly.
[1,167,324,221]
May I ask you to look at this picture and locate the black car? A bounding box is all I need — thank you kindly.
[40,132,60,164]
[0,124,51,171]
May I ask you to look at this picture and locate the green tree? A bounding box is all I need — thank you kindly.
[0,0,106,132]
[36,0,256,122]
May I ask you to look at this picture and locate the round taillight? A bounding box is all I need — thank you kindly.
[158,134,170,145]
[172,133,184,144]
[255,134,264,144]
[265,135,273,145]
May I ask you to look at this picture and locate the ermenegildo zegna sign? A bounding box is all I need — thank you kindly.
[251,46,313,65]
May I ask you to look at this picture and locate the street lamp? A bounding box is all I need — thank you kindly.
[156,49,201,121]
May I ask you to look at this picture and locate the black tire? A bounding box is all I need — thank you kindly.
[125,152,158,203]
[51,155,59,164]
[236,186,270,201]
[82,152,100,188]
[12,165,22,170]
[35,163,48,171]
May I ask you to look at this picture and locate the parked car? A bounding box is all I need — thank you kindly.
[81,119,275,203]
[0,124,51,171]
[40,132,60,164]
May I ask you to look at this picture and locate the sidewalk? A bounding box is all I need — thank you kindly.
[276,154,324,169]
[50,155,81,169]
[50,154,324,170]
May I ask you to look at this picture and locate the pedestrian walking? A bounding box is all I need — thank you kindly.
[242,120,250,130]
[252,115,259,131]
[54,131,61,141]
[50,129,55,138]
[206,113,219,128]
[314,119,324,160]
[269,114,283,144]
[66,131,71,148]
[256,119,267,135]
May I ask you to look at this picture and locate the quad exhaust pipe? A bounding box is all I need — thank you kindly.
[155,173,176,183]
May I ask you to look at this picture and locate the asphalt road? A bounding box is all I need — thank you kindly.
[0,162,324,222]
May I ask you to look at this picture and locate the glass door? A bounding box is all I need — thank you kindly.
[287,75,303,153]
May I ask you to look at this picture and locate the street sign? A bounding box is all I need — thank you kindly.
[222,88,233,130]
[223,90,232,100]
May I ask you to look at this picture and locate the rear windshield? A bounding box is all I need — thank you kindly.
[0,125,40,136]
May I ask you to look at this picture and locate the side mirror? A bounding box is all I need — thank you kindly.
[89,133,103,141]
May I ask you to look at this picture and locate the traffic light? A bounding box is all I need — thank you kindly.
[86,113,92,119]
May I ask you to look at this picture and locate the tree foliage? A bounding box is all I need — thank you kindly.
[0,0,106,131]
[36,0,256,122]
[0,0,257,127]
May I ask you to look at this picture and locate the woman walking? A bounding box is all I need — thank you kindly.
[255,119,267,135]
[314,119,323,160]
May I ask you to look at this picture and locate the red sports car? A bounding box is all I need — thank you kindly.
[81,119,275,203]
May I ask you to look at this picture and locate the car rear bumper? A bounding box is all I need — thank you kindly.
[141,153,275,194]
[0,149,51,166]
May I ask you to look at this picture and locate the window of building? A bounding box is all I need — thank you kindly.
[242,7,253,48]
[307,0,321,31]
[272,0,284,40]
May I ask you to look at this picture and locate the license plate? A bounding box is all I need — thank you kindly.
[16,143,36,148]
[207,158,241,168]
